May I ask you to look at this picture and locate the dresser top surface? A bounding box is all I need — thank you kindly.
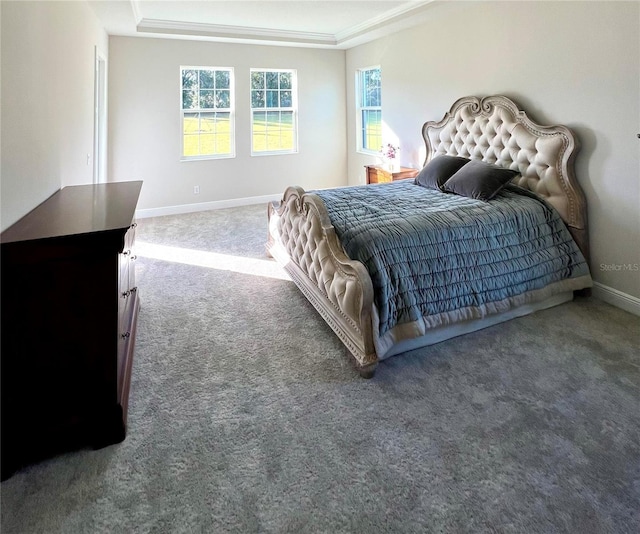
[1,181,143,244]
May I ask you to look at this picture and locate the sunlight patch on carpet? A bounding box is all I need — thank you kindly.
[136,241,291,280]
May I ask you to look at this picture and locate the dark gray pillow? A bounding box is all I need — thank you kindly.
[442,159,520,201]
[414,155,471,190]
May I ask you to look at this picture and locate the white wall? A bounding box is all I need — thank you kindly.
[108,37,346,211]
[346,1,640,300]
[0,0,108,231]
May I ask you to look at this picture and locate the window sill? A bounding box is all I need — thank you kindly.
[251,150,298,157]
[180,154,236,162]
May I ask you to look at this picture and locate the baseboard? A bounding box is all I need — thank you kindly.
[135,193,282,219]
[592,282,640,316]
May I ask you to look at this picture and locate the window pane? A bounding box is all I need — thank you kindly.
[266,110,280,125]
[279,72,291,89]
[199,134,215,155]
[216,112,230,124]
[200,112,215,133]
[363,109,382,151]
[266,90,279,108]
[215,70,230,89]
[372,87,381,107]
[183,112,199,134]
[183,111,199,157]
[215,90,230,108]
[251,71,264,90]
[183,135,199,157]
[199,70,214,89]
[267,117,282,150]
[217,134,231,154]
[266,71,278,89]
[280,90,292,108]
[252,111,266,152]
[253,111,266,131]
[363,69,371,89]
[280,111,294,150]
[216,112,231,153]
[364,86,373,107]
[182,90,197,109]
[199,90,215,108]
[251,90,265,108]
[362,67,381,107]
[265,111,280,151]
[182,69,197,90]
[280,111,293,127]
[363,81,371,107]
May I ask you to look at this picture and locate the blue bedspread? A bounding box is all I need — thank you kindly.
[313,181,590,336]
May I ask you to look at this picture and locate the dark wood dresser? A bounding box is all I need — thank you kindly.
[1,181,143,480]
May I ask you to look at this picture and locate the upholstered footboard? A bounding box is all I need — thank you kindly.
[267,186,379,377]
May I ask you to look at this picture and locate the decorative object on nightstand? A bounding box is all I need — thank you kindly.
[380,143,401,171]
[365,164,419,184]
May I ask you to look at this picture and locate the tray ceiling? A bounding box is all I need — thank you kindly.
[89,0,437,48]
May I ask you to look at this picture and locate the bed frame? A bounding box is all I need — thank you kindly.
[267,95,589,378]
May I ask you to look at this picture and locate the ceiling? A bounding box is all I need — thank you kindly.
[89,0,437,49]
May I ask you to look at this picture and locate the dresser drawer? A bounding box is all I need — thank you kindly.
[376,169,392,183]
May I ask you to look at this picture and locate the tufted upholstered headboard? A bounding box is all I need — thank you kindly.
[422,95,589,263]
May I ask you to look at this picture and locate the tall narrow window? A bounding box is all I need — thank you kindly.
[251,69,298,155]
[357,67,381,154]
[181,67,234,160]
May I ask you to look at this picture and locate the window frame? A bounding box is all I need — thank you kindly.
[180,66,235,161]
[250,68,298,156]
[356,66,382,155]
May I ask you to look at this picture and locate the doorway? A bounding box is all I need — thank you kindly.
[94,48,107,184]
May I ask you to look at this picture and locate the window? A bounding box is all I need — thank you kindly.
[251,69,297,155]
[357,67,381,154]
[181,67,234,160]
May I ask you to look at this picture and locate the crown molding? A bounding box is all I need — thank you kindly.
[136,18,337,46]
[129,0,142,25]
[335,0,434,45]
[129,0,437,49]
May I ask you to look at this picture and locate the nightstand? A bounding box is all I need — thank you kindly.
[365,164,419,184]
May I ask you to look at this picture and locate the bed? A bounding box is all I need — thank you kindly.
[267,95,592,378]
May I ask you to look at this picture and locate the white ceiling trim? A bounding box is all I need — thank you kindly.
[136,18,338,46]
[335,0,433,44]
[129,0,437,49]
[130,0,143,25]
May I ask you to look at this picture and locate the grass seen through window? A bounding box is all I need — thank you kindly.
[363,111,382,154]
[182,114,294,156]
[252,111,294,152]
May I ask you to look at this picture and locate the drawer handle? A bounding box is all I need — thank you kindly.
[122,250,131,256]
[130,255,137,261]
[121,332,130,339]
